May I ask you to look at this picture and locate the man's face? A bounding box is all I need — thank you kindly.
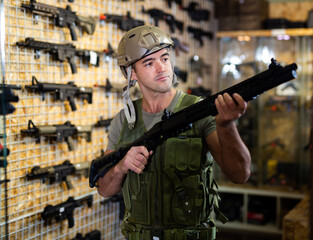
[131,48,173,95]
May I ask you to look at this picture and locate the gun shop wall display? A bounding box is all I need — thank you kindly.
[0,0,215,239]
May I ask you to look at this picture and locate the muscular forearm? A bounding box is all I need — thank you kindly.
[97,165,126,197]
[216,121,251,183]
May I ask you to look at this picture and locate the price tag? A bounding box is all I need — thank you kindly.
[271,29,286,36]
[89,51,98,66]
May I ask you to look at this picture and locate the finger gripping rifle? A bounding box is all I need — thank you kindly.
[89,58,298,188]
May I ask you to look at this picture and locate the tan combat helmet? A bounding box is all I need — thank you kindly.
[116,25,175,129]
[117,25,174,78]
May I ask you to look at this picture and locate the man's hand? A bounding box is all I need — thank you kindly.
[214,92,247,127]
[115,146,152,174]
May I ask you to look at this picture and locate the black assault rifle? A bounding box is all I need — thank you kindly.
[21,120,93,151]
[26,160,90,189]
[16,38,100,74]
[41,194,93,228]
[21,0,96,41]
[25,76,93,111]
[89,59,298,188]
[142,7,184,33]
[100,11,145,31]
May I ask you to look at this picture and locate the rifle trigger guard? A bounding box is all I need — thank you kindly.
[162,109,171,120]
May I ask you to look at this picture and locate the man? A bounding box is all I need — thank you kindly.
[96,25,251,240]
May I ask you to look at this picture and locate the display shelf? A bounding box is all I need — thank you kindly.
[216,221,281,235]
[215,185,305,234]
[217,28,313,38]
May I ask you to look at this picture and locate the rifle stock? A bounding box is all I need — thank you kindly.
[89,58,298,188]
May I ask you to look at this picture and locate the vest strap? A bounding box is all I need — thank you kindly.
[127,226,216,240]
[163,167,193,213]
[213,204,228,224]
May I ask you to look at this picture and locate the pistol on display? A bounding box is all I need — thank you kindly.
[89,59,298,188]
[21,0,96,41]
[16,38,100,74]
[26,160,90,189]
[25,76,93,111]
[20,120,93,151]
[41,195,93,228]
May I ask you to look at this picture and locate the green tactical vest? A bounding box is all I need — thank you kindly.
[114,93,227,240]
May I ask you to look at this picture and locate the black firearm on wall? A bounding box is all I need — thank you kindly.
[25,76,93,111]
[100,11,145,31]
[16,38,100,74]
[21,0,96,41]
[20,120,93,151]
[94,117,113,131]
[26,160,90,189]
[141,7,184,33]
[70,230,101,240]
[41,194,93,228]
[89,59,298,187]
[182,2,210,22]
[94,79,125,95]
[187,86,212,98]
[0,84,22,115]
[187,26,213,46]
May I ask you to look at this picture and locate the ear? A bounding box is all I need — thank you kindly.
[131,68,138,81]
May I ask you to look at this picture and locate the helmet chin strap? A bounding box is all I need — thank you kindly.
[122,66,136,129]
[171,61,179,86]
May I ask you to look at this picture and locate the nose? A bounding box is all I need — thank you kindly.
[155,60,165,73]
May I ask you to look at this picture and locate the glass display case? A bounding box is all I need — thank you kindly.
[214,29,312,233]
[216,30,312,190]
